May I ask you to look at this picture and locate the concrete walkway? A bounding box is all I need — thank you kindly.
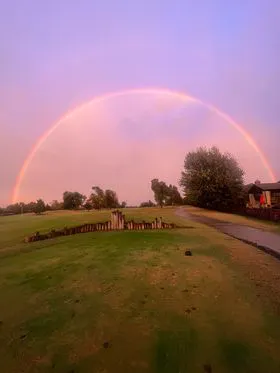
[176,208,280,259]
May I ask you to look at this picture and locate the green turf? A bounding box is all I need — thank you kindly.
[0,208,280,372]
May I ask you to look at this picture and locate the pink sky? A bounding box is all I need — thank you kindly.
[2,1,280,206]
[13,91,274,206]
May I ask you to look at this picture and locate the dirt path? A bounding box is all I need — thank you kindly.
[176,207,280,259]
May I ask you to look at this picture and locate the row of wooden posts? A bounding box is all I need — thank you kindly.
[25,210,176,243]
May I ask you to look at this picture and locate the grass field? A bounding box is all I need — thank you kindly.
[186,206,280,232]
[1,208,280,372]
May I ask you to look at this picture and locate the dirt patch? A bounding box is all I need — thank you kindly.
[68,332,100,363]
[63,275,101,295]
[147,264,178,287]
[68,318,152,372]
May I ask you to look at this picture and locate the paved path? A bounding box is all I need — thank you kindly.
[176,208,280,259]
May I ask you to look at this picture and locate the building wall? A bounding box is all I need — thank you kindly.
[248,189,280,208]
[271,191,280,205]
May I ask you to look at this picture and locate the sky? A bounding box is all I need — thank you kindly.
[1,0,280,206]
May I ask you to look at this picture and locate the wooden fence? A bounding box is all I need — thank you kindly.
[25,210,176,243]
[245,208,280,222]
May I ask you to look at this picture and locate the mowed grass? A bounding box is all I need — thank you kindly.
[186,206,280,233]
[1,208,280,372]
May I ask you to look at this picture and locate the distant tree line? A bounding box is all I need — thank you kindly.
[0,199,48,216]
[139,200,155,208]
[1,146,246,215]
[0,186,127,216]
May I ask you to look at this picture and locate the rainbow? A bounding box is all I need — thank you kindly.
[12,88,276,203]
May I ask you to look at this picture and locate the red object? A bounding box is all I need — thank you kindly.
[260,194,265,205]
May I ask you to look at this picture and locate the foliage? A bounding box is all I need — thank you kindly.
[180,146,244,210]
[151,179,170,207]
[120,201,127,208]
[34,199,46,214]
[140,200,156,208]
[104,189,119,208]
[83,200,93,211]
[151,179,182,207]
[3,201,39,215]
[90,186,105,210]
[26,201,37,212]
[63,191,86,210]
[50,200,63,210]
[89,186,119,209]
[166,185,183,206]
[5,203,23,215]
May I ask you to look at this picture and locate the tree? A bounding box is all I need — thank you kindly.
[89,186,120,209]
[25,201,37,213]
[90,186,105,210]
[120,201,127,208]
[83,200,92,211]
[34,199,46,214]
[104,189,119,209]
[166,185,183,206]
[180,146,244,210]
[5,203,22,215]
[151,179,169,207]
[140,200,155,208]
[50,200,63,210]
[151,179,182,207]
[63,191,86,210]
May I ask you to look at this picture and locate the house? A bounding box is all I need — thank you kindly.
[246,182,280,208]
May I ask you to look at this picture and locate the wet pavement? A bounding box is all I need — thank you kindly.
[176,208,280,259]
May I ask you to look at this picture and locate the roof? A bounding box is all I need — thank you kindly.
[258,183,280,190]
[248,183,280,192]
[244,183,254,192]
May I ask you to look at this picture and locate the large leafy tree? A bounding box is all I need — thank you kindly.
[166,185,183,206]
[34,199,46,214]
[90,186,120,209]
[104,189,119,209]
[90,186,105,210]
[63,191,86,210]
[180,146,244,210]
[151,179,182,207]
[151,179,169,207]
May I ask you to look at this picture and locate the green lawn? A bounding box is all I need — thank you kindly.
[1,208,280,372]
